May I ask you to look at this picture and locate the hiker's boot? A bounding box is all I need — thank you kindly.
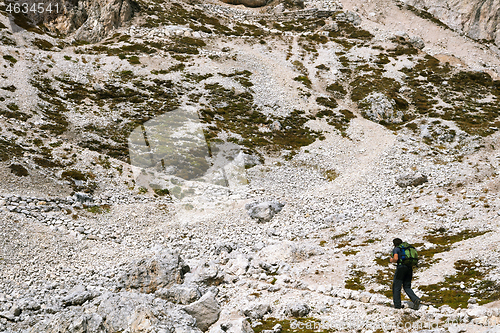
[412,298,421,310]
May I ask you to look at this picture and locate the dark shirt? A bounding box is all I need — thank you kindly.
[392,247,403,267]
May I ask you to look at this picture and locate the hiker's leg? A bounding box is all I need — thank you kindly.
[392,268,403,309]
[402,268,418,302]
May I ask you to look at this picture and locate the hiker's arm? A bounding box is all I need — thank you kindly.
[390,253,398,263]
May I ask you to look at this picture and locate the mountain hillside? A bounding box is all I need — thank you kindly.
[0,0,500,332]
[402,0,500,46]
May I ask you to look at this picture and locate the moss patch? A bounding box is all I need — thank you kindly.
[0,138,24,162]
[201,82,322,156]
[3,55,17,64]
[32,38,54,51]
[86,204,111,214]
[345,267,366,290]
[420,259,500,308]
[9,164,28,177]
[415,229,490,269]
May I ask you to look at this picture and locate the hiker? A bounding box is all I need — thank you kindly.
[390,238,421,310]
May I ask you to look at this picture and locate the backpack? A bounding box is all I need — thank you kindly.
[398,242,419,267]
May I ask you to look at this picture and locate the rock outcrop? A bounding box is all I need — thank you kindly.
[156,284,202,305]
[361,93,403,124]
[19,0,138,41]
[283,303,310,317]
[29,291,202,333]
[183,290,221,332]
[245,201,285,223]
[118,249,190,293]
[396,173,428,187]
[402,0,500,46]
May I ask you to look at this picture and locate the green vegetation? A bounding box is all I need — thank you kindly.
[0,105,30,121]
[345,267,366,290]
[7,103,18,111]
[10,10,44,34]
[168,37,206,55]
[415,228,490,268]
[322,169,338,181]
[97,156,111,169]
[367,229,490,300]
[219,70,253,87]
[316,97,338,109]
[0,138,23,162]
[151,63,186,75]
[294,75,312,89]
[370,268,395,299]
[201,82,323,156]
[1,85,16,92]
[374,253,390,267]
[30,70,182,163]
[273,18,326,32]
[85,43,156,56]
[315,108,355,137]
[420,259,500,308]
[86,204,111,214]
[343,249,359,256]
[61,169,87,181]
[326,82,346,98]
[32,39,54,51]
[33,157,61,168]
[3,55,17,64]
[153,188,170,196]
[328,21,373,40]
[401,56,500,136]
[1,36,16,46]
[128,56,140,64]
[30,75,70,135]
[9,164,28,177]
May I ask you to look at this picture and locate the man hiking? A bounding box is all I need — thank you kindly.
[390,238,421,310]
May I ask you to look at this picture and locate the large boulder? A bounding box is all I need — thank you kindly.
[245,201,285,223]
[184,260,225,286]
[283,303,310,317]
[183,290,221,332]
[30,291,202,332]
[73,192,93,205]
[156,284,202,305]
[242,302,271,320]
[396,173,428,187]
[118,249,190,293]
[62,285,101,307]
[29,311,106,333]
[220,0,270,7]
[98,292,200,333]
[360,93,404,124]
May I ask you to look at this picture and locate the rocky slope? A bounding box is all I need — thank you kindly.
[0,0,500,332]
[401,0,500,47]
